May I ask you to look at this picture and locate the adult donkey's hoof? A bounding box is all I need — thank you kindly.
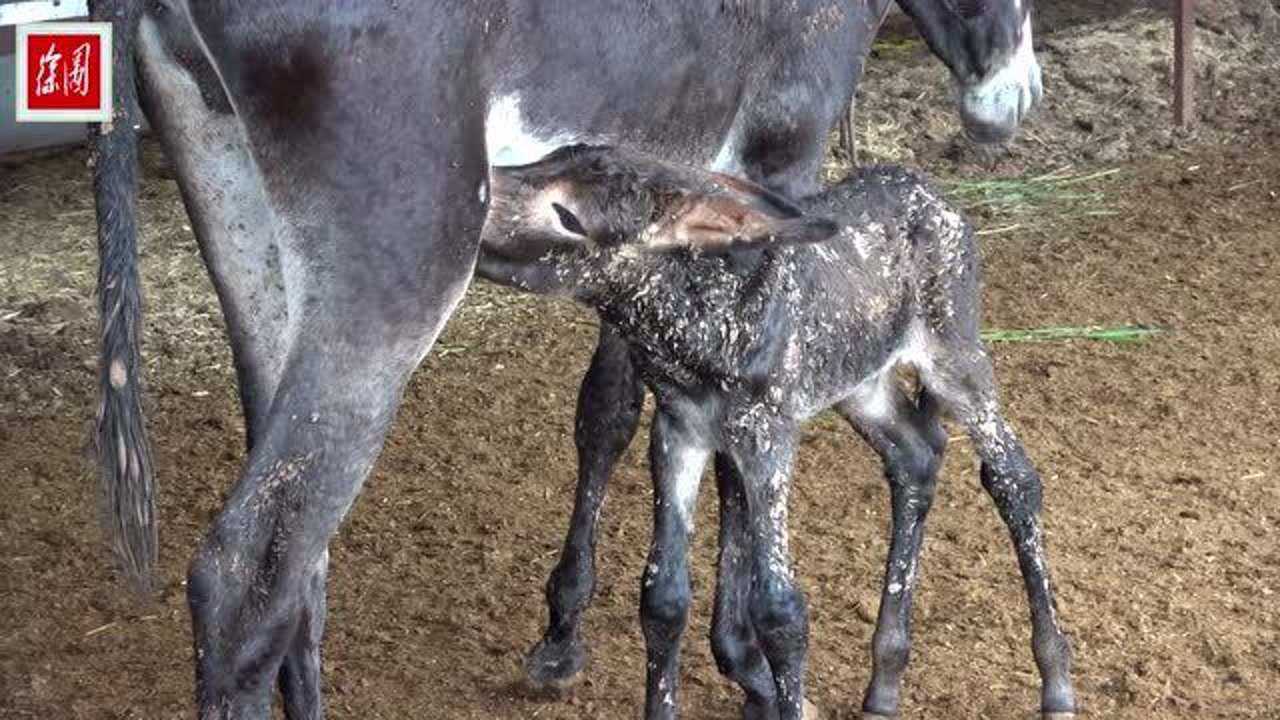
[523,636,589,690]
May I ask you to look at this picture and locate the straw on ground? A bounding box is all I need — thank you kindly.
[982,325,1163,344]
[947,167,1122,221]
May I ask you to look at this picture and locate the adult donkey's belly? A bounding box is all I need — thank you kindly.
[480,0,874,196]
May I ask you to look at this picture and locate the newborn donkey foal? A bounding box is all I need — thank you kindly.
[480,146,1076,720]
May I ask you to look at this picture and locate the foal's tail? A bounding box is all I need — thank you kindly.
[89,0,155,596]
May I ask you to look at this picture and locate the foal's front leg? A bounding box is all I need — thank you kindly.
[711,455,781,720]
[726,420,811,720]
[641,409,712,719]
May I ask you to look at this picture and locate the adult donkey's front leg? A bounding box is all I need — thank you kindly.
[526,323,645,687]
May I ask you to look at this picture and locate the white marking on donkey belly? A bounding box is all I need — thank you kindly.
[485,94,589,167]
[485,90,747,178]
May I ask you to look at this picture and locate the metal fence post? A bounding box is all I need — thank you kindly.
[1174,0,1196,127]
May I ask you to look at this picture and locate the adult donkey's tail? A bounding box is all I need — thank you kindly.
[89,0,154,595]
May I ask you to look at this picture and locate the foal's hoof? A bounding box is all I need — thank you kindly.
[523,637,589,690]
[802,698,821,720]
[1043,714,1077,720]
[861,714,896,720]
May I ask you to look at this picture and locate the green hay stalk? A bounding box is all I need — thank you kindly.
[946,168,1121,220]
[981,324,1163,345]
[871,38,925,57]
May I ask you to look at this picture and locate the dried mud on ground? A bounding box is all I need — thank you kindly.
[2,2,1278,719]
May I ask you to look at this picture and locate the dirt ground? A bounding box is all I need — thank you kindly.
[2,3,1278,719]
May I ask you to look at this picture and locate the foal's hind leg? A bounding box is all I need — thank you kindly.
[526,323,645,688]
[835,388,947,720]
[928,349,1077,718]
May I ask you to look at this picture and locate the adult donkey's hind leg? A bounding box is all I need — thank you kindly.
[526,323,645,687]
[179,9,488,715]
[188,216,482,719]
[137,16,324,717]
[136,12,287,452]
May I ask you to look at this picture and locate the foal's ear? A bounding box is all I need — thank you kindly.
[650,193,839,254]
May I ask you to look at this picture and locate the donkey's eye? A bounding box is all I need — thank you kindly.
[552,203,588,237]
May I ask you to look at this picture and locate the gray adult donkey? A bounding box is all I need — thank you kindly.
[481,144,1077,720]
[88,0,1043,717]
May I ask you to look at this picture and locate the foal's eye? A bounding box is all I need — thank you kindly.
[552,203,589,237]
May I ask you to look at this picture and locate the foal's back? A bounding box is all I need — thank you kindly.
[758,168,981,416]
